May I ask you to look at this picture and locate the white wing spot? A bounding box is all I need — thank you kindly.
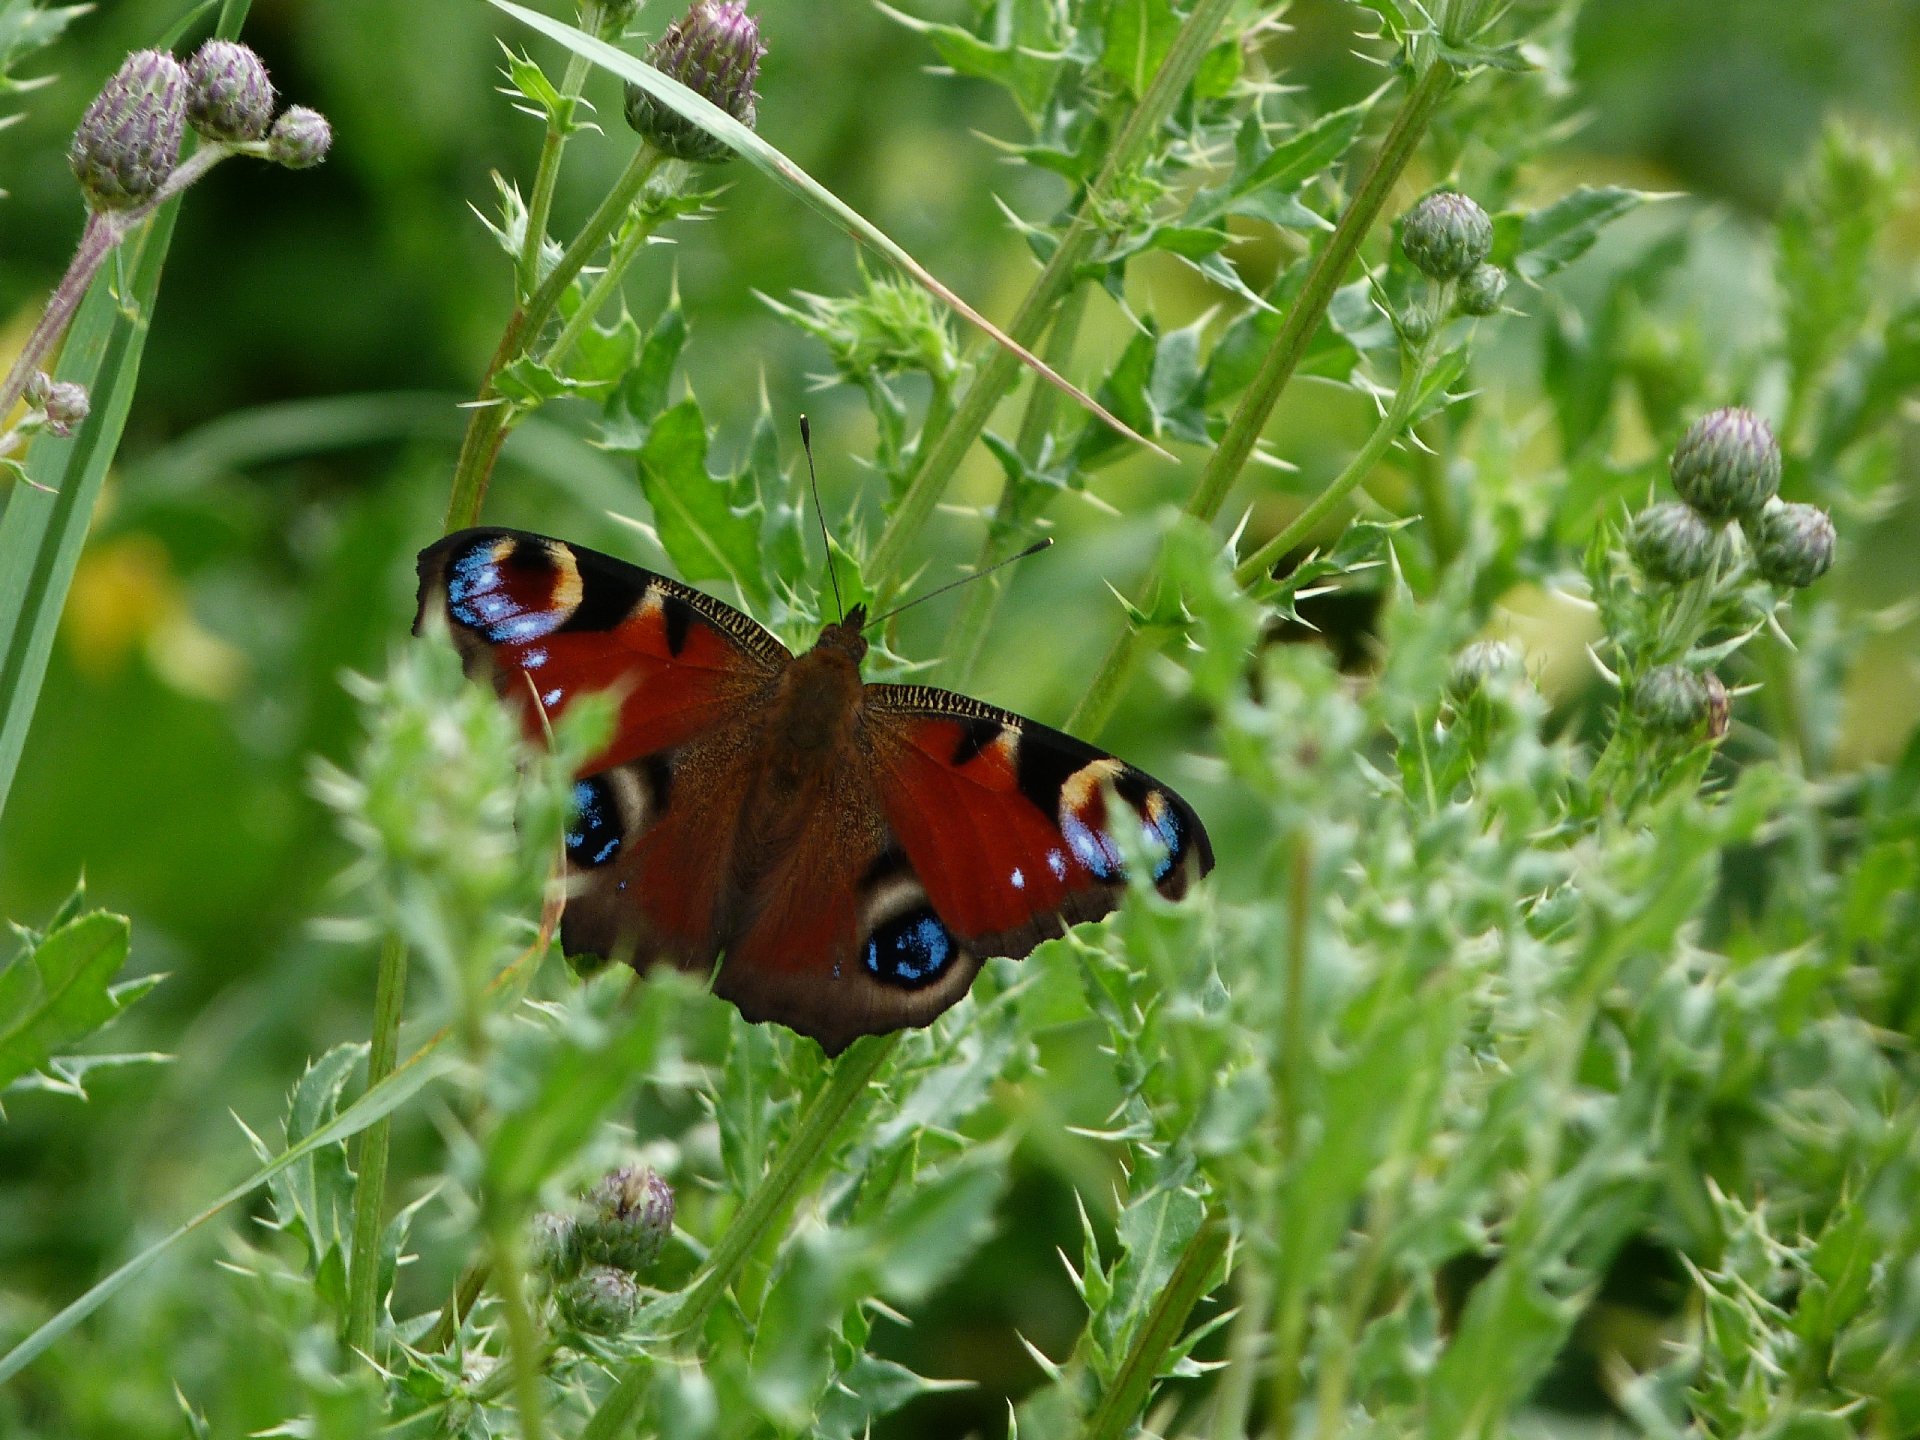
[1010,866,1025,890]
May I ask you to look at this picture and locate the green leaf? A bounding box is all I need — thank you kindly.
[1102,0,1181,99]
[265,1043,364,1317]
[600,300,689,452]
[1497,186,1671,283]
[0,910,135,1094]
[0,1039,456,1386]
[637,400,769,608]
[875,1,1064,116]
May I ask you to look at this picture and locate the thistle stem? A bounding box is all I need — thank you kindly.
[866,0,1240,588]
[345,935,409,1358]
[518,29,601,299]
[1067,58,1455,739]
[445,143,667,532]
[1082,1210,1231,1440]
[577,1033,901,1440]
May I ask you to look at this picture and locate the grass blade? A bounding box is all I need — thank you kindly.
[488,0,1170,461]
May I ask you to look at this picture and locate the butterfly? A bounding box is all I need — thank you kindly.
[415,527,1213,1054]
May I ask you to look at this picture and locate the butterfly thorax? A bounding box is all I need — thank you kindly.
[767,640,865,780]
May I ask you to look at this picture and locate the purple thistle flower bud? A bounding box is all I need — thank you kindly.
[575,1166,675,1274]
[186,40,275,143]
[1400,192,1494,281]
[624,0,763,164]
[1670,408,1781,521]
[69,49,189,211]
[1628,501,1724,585]
[267,106,332,169]
[1634,665,1711,735]
[1750,500,1836,589]
[1457,263,1509,317]
[555,1265,641,1334]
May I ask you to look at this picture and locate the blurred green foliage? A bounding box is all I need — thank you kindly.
[1,0,1917,1436]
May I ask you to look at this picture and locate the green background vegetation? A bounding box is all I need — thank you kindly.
[1,0,1917,1436]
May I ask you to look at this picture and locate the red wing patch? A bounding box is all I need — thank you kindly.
[416,528,787,773]
[866,685,1212,958]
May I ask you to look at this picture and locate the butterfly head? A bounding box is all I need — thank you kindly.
[812,603,869,666]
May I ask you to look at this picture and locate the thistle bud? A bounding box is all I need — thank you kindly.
[185,40,274,143]
[1400,192,1493,281]
[1457,263,1509,317]
[530,1211,582,1281]
[624,0,763,163]
[1634,665,1710,735]
[266,106,332,169]
[575,1166,675,1274]
[1750,500,1835,589]
[1627,501,1723,585]
[594,0,643,29]
[1448,639,1521,700]
[555,1265,641,1334]
[69,49,189,211]
[1669,408,1781,521]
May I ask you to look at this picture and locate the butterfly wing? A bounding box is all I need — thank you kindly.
[415,528,789,975]
[864,684,1213,960]
[415,527,790,774]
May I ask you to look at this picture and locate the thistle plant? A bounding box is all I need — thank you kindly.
[4,3,1920,1439]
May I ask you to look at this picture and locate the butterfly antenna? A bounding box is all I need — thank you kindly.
[800,415,845,623]
[866,538,1053,629]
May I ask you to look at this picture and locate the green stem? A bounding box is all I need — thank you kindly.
[1082,1211,1230,1440]
[947,281,1091,684]
[576,1033,902,1440]
[444,144,666,532]
[1189,59,1453,529]
[1231,321,1444,589]
[1067,61,1454,738]
[345,936,410,1357]
[541,203,664,372]
[518,23,601,298]
[865,0,1240,587]
[490,1218,550,1440]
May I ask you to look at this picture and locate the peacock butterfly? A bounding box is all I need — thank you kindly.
[415,527,1213,1054]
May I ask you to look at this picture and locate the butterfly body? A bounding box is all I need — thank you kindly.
[418,528,1211,1054]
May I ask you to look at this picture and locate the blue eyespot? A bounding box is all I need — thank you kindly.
[565,777,621,868]
[1148,801,1187,882]
[864,908,955,989]
[448,545,558,644]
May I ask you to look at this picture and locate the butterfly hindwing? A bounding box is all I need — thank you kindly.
[865,684,1213,960]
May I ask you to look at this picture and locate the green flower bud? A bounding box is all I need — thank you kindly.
[1457,263,1509,317]
[1627,501,1723,585]
[555,1265,641,1334]
[69,49,189,211]
[1669,407,1781,520]
[594,0,643,30]
[1634,665,1710,735]
[266,105,332,168]
[1398,307,1433,348]
[1400,192,1493,281]
[625,0,763,163]
[1750,500,1835,589]
[530,1211,581,1281]
[185,40,274,143]
[1448,639,1522,700]
[576,1166,675,1274]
